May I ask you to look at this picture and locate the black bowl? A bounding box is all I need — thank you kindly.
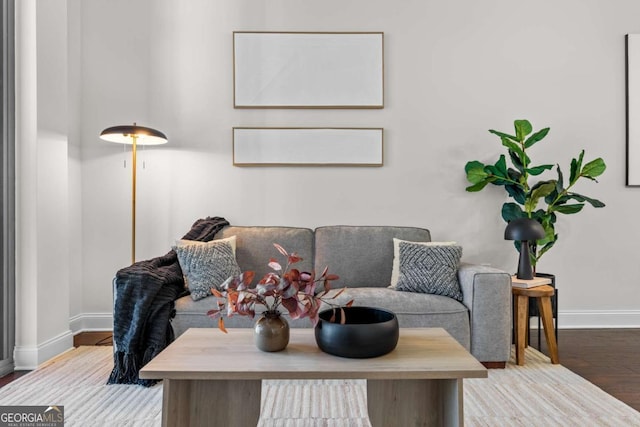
[314,306,399,358]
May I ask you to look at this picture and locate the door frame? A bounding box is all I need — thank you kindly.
[0,0,15,378]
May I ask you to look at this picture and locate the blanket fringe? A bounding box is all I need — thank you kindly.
[107,349,161,387]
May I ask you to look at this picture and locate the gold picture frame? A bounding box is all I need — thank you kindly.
[233,32,384,109]
[627,34,640,186]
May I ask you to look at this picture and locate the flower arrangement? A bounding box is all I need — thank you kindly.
[207,243,352,332]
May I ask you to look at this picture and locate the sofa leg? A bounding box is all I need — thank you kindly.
[481,361,506,369]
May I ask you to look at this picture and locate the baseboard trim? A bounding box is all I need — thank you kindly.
[555,310,640,329]
[69,312,112,334]
[14,330,74,370]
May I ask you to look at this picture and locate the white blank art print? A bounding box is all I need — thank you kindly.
[233,32,384,108]
[627,34,640,185]
[232,128,383,166]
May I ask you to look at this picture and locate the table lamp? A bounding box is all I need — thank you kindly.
[504,218,546,280]
[100,123,168,264]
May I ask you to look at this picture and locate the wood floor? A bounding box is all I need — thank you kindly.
[530,328,640,412]
[1,329,639,412]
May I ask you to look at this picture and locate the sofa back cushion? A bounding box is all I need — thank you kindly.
[216,226,314,282]
[314,226,431,288]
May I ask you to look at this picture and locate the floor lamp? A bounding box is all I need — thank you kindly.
[100,123,168,264]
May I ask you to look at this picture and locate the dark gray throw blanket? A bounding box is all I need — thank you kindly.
[107,216,229,386]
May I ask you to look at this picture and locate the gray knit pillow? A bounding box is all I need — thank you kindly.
[395,241,463,301]
[173,239,241,301]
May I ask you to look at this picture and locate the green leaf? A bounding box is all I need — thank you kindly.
[501,202,525,222]
[484,164,499,177]
[526,164,554,176]
[500,136,520,152]
[531,209,552,225]
[465,180,490,192]
[507,168,522,181]
[514,120,533,142]
[524,127,550,148]
[465,161,488,184]
[495,155,508,176]
[537,238,557,260]
[501,137,529,164]
[524,199,536,212]
[556,165,564,194]
[530,181,556,198]
[489,129,518,142]
[553,204,585,214]
[505,184,526,204]
[567,193,605,208]
[552,194,570,205]
[526,181,556,212]
[569,150,585,185]
[509,150,525,174]
[484,156,509,185]
[535,219,556,247]
[544,188,559,205]
[581,158,606,179]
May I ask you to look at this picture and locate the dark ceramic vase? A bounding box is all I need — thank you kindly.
[314,306,399,358]
[254,312,289,352]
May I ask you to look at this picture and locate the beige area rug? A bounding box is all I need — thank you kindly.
[0,346,639,426]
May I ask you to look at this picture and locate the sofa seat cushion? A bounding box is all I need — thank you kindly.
[321,287,471,349]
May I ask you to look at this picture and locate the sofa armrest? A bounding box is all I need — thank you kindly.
[458,262,511,364]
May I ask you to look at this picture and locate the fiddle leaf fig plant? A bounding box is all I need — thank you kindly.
[464,119,606,266]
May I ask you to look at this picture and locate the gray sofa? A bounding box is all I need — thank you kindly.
[172,225,512,366]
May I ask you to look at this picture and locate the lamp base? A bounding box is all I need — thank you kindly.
[516,241,535,280]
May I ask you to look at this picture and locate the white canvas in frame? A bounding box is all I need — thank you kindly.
[627,34,640,186]
[233,128,383,166]
[233,32,384,108]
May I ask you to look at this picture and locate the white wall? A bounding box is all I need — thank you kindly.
[14,0,73,369]
[14,0,636,359]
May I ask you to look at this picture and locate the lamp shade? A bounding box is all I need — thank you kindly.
[100,124,168,145]
[504,218,545,241]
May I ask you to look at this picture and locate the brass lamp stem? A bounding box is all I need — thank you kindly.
[131,134,137,264]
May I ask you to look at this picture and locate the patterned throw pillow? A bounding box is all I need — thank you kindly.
[173,236,241,301]
[395,240,463,301]
[388,238,457,289]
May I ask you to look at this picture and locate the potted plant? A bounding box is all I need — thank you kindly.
[464,119,606,268]
[207,243,352,352]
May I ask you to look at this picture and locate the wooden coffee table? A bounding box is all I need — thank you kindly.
[140,327,487,427]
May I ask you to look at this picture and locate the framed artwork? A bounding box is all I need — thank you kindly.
[627,34,640,186]
[233,32,384,108]
[232,127,384,166]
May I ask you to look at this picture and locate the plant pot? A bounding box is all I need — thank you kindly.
[314,306,399,358]
[254,312,290,352]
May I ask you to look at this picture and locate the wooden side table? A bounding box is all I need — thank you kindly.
[512,284,559,366]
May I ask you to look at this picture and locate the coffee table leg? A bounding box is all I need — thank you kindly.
[162,378,261,427]
[367,378,463,426]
